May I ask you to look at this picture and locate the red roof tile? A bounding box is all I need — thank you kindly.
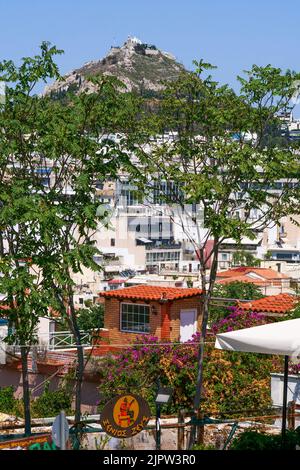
[0,305,10,311]
[217,267,290,280]
[0,304,62,318]
[99,285,202,301]
[217,275,269,286]
[107,279,125,285]
[239,293,298,314]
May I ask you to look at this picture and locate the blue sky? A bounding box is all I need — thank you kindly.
[0,0,300,98]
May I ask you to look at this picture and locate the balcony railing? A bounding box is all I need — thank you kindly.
[6,329,101,355]
[48,330,94,350]
[146,243,182,251]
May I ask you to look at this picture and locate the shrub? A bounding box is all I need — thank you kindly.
[211,306,267,335]
[230,429,300,450]
[98,335,169,414]
[0,386,17,414]
[210,281,263,322]
[192,443,216,450]
[31,384,72,418]
[98,309,281,416]
[77,304,104,331]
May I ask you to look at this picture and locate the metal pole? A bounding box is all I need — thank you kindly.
[156,404,161,450]
[196,410,204,445]
[281,355,289,448]
[177,410,185,450]
[60,410,66,450]
[288,401,295,430]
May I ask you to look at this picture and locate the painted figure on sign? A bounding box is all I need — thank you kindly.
[117,397,135,427]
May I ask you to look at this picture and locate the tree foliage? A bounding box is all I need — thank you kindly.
[209,281,264,322]
[132,60,300,439]
[232,250,261,267]
[0,42,140,431]
[76,303,104,331]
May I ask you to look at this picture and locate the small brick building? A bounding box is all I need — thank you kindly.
[98,285,203,348]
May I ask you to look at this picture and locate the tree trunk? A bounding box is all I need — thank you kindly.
[188,291,209,448]
[73,326,84,426]
[68,292,84,427]
[194,294,209,408]
[53,279,84,428]
[20,346,31,436]
[188,243,219,449]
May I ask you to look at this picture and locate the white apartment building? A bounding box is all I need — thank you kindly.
[20,139,300,298]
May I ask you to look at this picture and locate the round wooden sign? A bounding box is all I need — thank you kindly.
[100,393,151,438]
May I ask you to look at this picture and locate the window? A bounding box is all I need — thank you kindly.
[110,238,115,247]
[146,251,180,263]
[79,298,84,305]
[121,303,150,333]
[276,253,293,260]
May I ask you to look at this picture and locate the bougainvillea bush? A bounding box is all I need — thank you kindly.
[98,307,282,416]
[210,306,267,334]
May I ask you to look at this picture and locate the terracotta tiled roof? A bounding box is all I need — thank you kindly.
[107,279,125,285]
[217,275,269,286]
[0,304,62,317]
[99,285,202,301]
[239,293,297,314]
[0,305,10,311]
[217,267,290,280]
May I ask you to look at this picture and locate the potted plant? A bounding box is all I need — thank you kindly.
[36,359,65,375]
[6,355,22,370]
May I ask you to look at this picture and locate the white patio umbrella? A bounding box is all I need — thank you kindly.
[215,318,300,444]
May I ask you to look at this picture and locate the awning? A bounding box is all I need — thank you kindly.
[215,318,300,445]
[107,279,125,285]
[125,278,148,285]
[137,238,153,244]
[220,237,262,245]
[215,318,300,356]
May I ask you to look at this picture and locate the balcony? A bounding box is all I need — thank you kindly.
[103,258,121,267]
[146,242,182,251]
[48,330,97,350]
[125,206,149,216]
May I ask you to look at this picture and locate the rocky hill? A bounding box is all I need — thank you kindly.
[44,37,186,98]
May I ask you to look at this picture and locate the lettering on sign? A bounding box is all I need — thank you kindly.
[0,434,56,450]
